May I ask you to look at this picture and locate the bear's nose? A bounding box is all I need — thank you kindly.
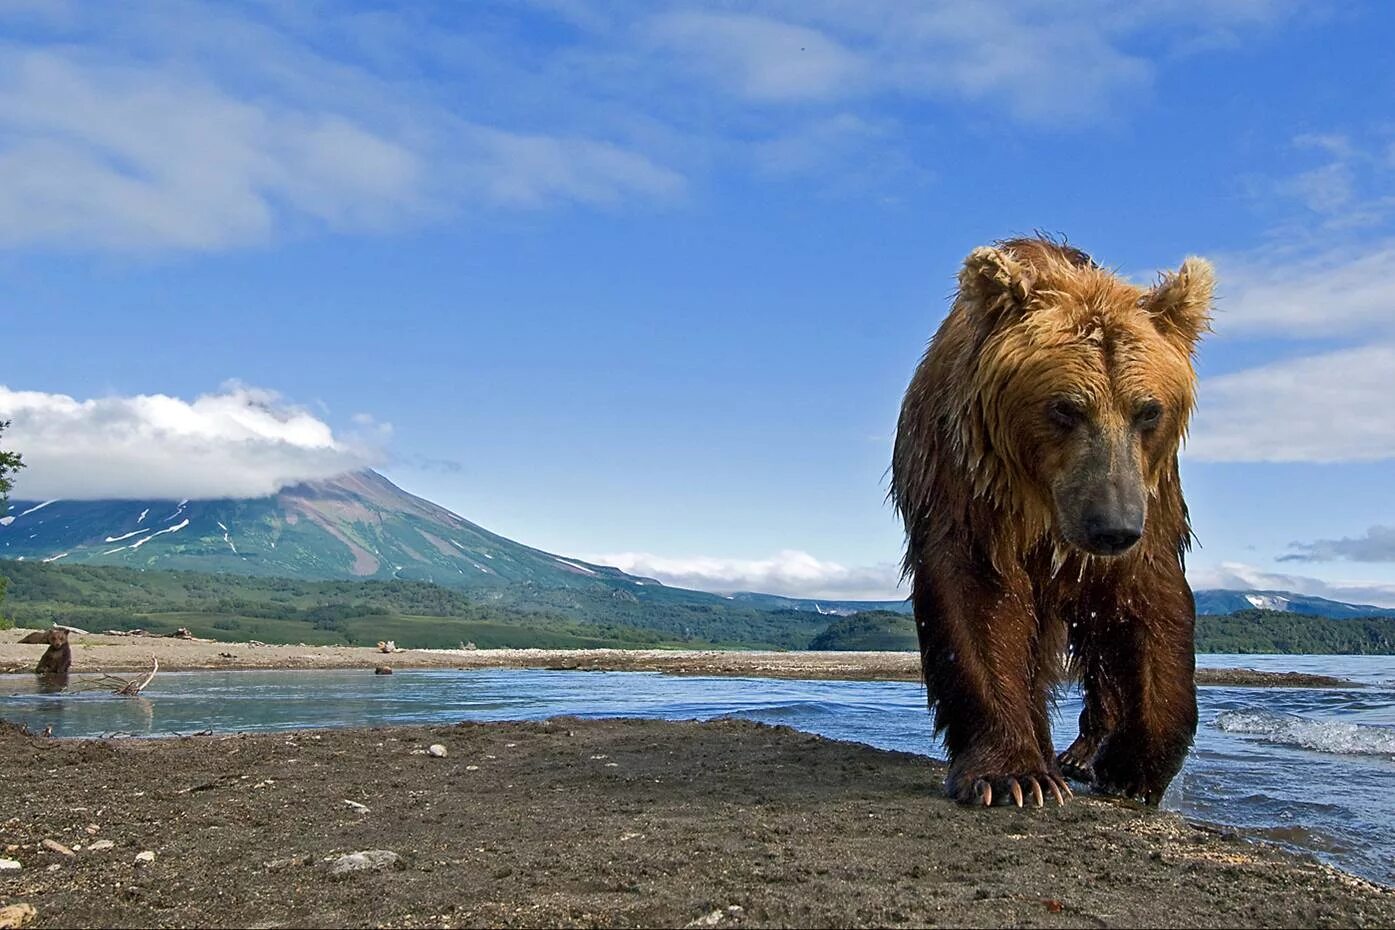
[1083,515,1143,555]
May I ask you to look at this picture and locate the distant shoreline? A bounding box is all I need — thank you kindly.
[0,629,1358,688]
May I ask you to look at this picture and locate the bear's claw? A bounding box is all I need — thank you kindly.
[968,773,1071,808]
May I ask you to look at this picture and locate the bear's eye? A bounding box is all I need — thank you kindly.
[1047,398,1086,429]
[1135,400,1163,429]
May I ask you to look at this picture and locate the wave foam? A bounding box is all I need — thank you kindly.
[1214,709,1395,757]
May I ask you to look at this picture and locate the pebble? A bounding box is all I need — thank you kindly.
[40,839,74,858]
[134,851,156,865]
[0,859,19,871]
[374,666,393,675]
[86,840,115,853]
[343,799,371,815]
[264,856,309,872]
[324,849,403,879]
[0,903,38,930]
[427,744,447,758]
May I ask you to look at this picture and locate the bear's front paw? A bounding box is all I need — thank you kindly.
[946,761,1072,808]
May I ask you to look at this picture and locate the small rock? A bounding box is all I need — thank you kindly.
[324,849,403,879]
[687,910,725,928]
[134,850,156,865]
[343,799,371,814]
[86,840,115,853]
[84,824,100,836]
[0,858,20,871]
[374,666,393,675]
[45,864,60,873]
[264,856,309,872]
[0,903,38,930]
[41,839,75,858]
[427,744,447,758]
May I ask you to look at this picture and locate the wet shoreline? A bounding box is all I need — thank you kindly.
[0,629,1359,688]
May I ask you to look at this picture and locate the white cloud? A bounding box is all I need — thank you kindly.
[1188,561,1395,609]
[637,1,1294,122]
[0,15,685,252]
[464,128,684,207]
[1217,242,1395,337]
[0,50,428,251]
[645,11,867,103]
[588,549,904,601]
[1282,525,1395,563]
[0,0,1309,251]
[1188,343,1395,463]
[1191,233,1395,464]
[0,384,380,500]
[1261,132,1395,232]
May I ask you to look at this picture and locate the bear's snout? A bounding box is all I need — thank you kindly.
[1075,476,1147,556]
[1081,508,1144,555]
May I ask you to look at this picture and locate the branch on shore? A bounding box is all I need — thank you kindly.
[73,657,160,696]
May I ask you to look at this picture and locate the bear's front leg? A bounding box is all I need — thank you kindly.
[1079,562,1198,804]
[912,563,1070,808]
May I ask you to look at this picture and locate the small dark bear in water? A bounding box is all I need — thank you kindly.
[31,626,73,685]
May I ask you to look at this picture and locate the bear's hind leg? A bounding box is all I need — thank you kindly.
[1078,564,1198,805]
[1057,695,1114,783]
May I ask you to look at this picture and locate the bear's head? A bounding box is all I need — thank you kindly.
[957,238,1211,558]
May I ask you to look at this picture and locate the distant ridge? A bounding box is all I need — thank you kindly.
[2,469,1390,620]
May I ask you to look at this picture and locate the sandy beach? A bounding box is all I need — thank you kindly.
[2,716,1392,928]
[0,629,1357,688]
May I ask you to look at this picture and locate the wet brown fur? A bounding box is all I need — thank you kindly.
[33,627,72,676]
[891,236,1212,806]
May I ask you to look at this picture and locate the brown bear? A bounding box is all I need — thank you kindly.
[30,626,72,683]
[891,236,1211,808]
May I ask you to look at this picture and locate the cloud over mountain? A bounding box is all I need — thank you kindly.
[588,549,903,601]
[0,384,379,500]
[1187,561,1395,610]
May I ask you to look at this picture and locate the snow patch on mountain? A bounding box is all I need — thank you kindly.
[1245,594,1292,611]
[17,500,58,518]
[127,518,190,551]
[105,528,152,543]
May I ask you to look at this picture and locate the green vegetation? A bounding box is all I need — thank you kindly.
[1195,609,1395,655]
[0,561,826,650]
[808,611,918,651]
[0,420,22,622]
[6,560,1392,654]
[808,608,1395,655]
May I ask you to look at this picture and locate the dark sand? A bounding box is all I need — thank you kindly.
[0,630,1358,688]
[2,718,1393,928]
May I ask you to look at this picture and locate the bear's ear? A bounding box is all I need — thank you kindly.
[958,246,1035,322]
[1146,256,1213,346]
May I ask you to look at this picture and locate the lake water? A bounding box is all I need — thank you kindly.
[3,653,1392,885]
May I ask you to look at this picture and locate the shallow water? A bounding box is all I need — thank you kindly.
[3,653,1392,885]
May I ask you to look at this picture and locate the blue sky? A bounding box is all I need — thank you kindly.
[2,1,1394,603]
